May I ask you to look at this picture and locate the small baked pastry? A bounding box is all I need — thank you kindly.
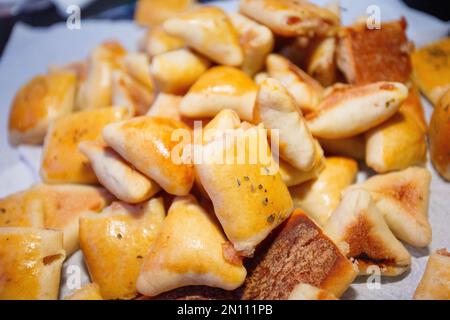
[120,52,154,92]
[195,123,293,256]
[413,249,450,300]
[137,195,247,296]
[239,0,339,37]
[306,82,408,139]
[0,188,44,228]
[337,18,412,85]
[349,167,432,248]
[0,227,65,300]
[229,13,274,76]
[254,78,320,171]
[429,89,450,181]
[266,54,324,114]
[141,25,185,57]
[318,135,365,160]
[240,210,357,299]
[134,0,195,27]
[8,70,76,145]
[79,141,160,204]
[103,116,194,195]
[163,6,243,66]
[180,66,257,121]
[365,87,427,173]
[290,157,358,226]
[76,42,126,110]
[324,189,411,276]
[64,283,103,300]
[150,49,211,95]
[40,107,128,184]
[79,198,166,299]
[288,283,338,300]
[146,93,183,121]
[411,37,450,105]
[304,37,337,86]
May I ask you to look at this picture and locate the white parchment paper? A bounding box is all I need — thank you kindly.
[0,0,449,299]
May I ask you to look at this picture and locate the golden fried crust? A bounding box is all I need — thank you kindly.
[8,71,76,145]
[0,189,44,228]
[337,18,412,85]
[429,89,450,180]
[414,249,450,300]
[134,0,194,27]
[40,107,128,184]
[79,198,165,300]
[0,227,65,300]
[239,210,356,299]
[64,283,103,300]
[103,116,194,195]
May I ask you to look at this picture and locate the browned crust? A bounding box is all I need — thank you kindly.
[238,210,355,299]
[337,18,412,84]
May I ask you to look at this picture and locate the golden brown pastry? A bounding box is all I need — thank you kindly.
[337,18,412,85]
[254,78,320,171]
[288,283,338,300]
[349,167,432,248]
[103,116,194,195]
[79,141,160,204]
[0,188,44,228]
[365,87,427,173]
[304,36,337,86]
[79,198,165,299]
[240,210,357,299]
[150,49,211,95]
[229,13,274,76]
[290,157,358,226]
[429,89,450,181]
[146,93,183,120]
[163,6,243,66]
[134,0,195,27]
[411,37,450,105]
[318,135,365,160]
[141,25,186,57]
[137,195,247,296]
[239,0,339,37]
[40,107,128,184]
[0,227,65,300]
[266,54,324,114]
[76,42,126,110]
[306,82,408,139]
[195,123,293,256]
[8,71,76,145]
[324,189,411,276]
[64,283,103,300]
[413,249,450,300]
[120,52,154,92]
[180,66,257,121]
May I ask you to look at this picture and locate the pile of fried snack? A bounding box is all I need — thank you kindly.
[1,0,450,300]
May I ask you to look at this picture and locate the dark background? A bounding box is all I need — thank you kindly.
[0,0,449,59]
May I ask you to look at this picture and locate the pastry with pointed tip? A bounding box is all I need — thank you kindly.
[40,107,129,184]
[146,93,183,120]
[0,227,65,300]
[103,116,194,196]
[290,157,358,226]
[239,0,339,37]
[288,283,338,300]
[137,195,247,296]
[163,6,243,66]
[254,77,319,171]
[80,198,165,299]
[413,249,450,300]
[180,66,257,121]
[305,36,337,86]
[306,82,408,139]
[266,54,324,114]
[195,123,293,256]
[79,141,160,204]
[240,210,357,299]
[348,167,432,248]
[324,189,411,276]
[64,283,103,300]
[150,49,211,95]
[142,25,185,57]
[8,71,76,146]
[229,13,274,76]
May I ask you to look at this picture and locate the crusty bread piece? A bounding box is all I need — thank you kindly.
[337,18,412,85]
[0,188,45,228]
[141,25,185,58]
[239,209,357,299]
[134,0,195,27]
[146,93,183,121]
